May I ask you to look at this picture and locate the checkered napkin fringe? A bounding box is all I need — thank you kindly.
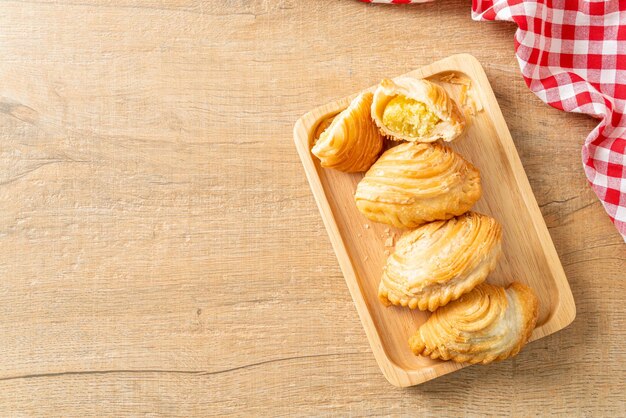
[361,0,626,241]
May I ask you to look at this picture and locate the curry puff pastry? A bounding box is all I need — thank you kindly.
[409,282,539,364]
[354,142,481,228]
[372,77,465,143]
[311,92,383,172]
[379,212,502,311]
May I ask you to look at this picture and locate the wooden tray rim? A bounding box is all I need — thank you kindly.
[293,54,576,387]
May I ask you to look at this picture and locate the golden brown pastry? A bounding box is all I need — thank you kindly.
[378,212,502,311]
[409,282,539,364]
[313,114,335,141]
[354,142,481,228]
[371,77,465,142]
[311,92,383,172]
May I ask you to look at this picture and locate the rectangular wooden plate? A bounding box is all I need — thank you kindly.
[293,54,576,387]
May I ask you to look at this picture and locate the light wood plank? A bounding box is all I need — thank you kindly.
[0,0,623,414]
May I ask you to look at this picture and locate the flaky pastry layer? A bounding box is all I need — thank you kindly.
[311,91,383,173]
[355,142,481,228]
[378,212,502,311]
[409,282,539,364]
[371,77,465,142]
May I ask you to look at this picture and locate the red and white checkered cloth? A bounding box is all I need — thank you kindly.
[361,0,626,241]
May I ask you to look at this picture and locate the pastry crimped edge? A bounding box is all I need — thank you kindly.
[378,239,501,311]
[408,282,539,365]
[378,212,502,311]
[371,77,466,143]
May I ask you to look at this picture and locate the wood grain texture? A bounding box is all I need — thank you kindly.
[0,0,623,415]
[294,54,576,387]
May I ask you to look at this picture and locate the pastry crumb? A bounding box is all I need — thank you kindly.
[439,73,455,83]
[364,255,369,261]
[385,236,394,247]
[462,89,483,115]
[472,94,484,112]
[440,73,471,86]
[384,250,390,256]
[459,85,468,106]
[364,224,370,229]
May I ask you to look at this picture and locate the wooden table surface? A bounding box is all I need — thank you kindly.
[0,1,624,416]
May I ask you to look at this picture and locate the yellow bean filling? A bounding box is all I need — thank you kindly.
[382,95,441,138]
